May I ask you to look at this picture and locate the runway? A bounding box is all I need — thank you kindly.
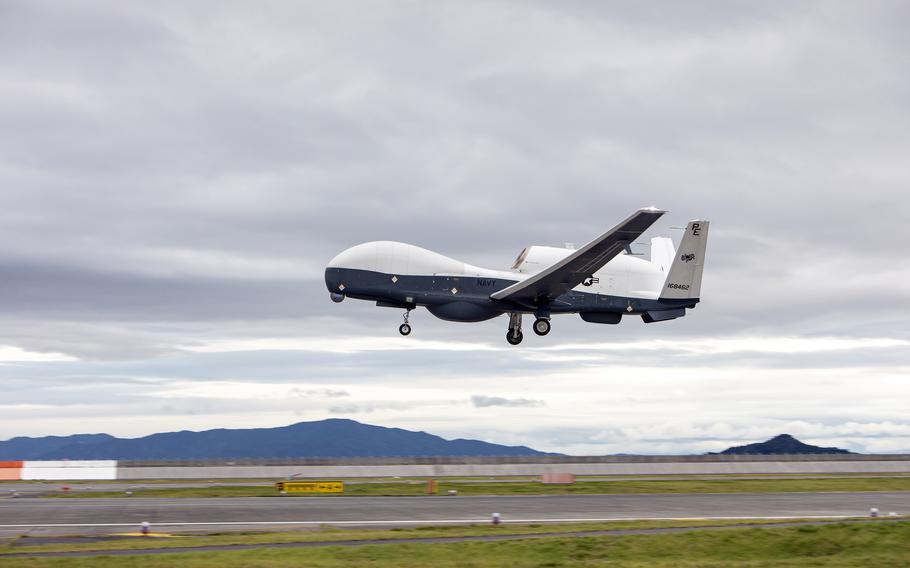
[4,474,908,495]
[2,492,908,537]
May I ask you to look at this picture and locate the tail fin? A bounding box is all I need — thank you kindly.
[660,220,709,300]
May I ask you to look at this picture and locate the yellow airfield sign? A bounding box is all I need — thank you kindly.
[276,481,344,494]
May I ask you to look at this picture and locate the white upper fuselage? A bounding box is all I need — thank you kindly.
[326,241,667,300]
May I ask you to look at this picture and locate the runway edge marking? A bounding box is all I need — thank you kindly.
[0,515,866,528]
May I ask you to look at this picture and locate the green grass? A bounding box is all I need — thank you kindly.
[44,475,910,498]
[0,519,828,555]
[0,521,907,567]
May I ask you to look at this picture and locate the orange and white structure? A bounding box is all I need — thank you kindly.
[1,460,117,480]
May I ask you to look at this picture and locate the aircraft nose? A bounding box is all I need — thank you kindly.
[325,267,346,303]
[324,267,342,292]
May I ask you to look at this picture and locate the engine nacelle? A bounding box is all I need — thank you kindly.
[511,245,573,274]
[427,302,502,322]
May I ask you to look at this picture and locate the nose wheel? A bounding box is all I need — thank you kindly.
[506,313,523,345]
[533,318,551,336]
[399,309,412,336]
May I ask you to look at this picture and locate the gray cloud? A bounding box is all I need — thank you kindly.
[289,388,350,399]
[0,1,907,451]
[471,396,545,409]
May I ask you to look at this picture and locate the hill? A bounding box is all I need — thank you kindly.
[717,434,851,455]
[0,419,552,460]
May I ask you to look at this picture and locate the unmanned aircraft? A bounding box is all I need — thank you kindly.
[325,207,708,345]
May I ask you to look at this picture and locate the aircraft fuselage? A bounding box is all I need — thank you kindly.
[324,210,708,344]
[325,242,694,320]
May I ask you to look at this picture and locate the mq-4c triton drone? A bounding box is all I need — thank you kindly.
[325,207,708,345]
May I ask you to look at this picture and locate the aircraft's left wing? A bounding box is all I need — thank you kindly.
[491,207,666,304]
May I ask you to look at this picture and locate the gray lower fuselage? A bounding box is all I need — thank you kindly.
[324,267,697,323]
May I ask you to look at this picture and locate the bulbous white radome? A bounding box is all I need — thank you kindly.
[328,241,503,277]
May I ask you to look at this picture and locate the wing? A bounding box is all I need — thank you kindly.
[491,207,666,303]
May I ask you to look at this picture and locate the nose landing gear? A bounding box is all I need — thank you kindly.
[506,313,523,345]
[399,309,412,336]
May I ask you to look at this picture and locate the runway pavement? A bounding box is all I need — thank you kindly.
[4,474,907,495]
[1,492,908,537]
[0,481,275,496]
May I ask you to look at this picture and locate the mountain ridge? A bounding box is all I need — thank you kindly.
[0,419,554,460]
[716,434,851,455]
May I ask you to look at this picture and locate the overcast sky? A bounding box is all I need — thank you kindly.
[1,1,908,454]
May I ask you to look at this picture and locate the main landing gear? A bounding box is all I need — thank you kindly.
[505,314,552,345]
[506,313,523,345]
[399,308,412,336]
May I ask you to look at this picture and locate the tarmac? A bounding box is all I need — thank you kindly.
[4,475,909,496]
[2,492,908,537]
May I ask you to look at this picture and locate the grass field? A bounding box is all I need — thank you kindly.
[0,521,907,567]
[0,519,827,555]
[44,475,910,498]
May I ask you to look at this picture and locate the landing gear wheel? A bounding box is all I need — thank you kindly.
[399,308,413,336]
[533,318,551,336]
[506,312,523,345]
[506,330,523,345]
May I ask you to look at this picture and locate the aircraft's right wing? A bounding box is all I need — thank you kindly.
[491,207,666,304]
